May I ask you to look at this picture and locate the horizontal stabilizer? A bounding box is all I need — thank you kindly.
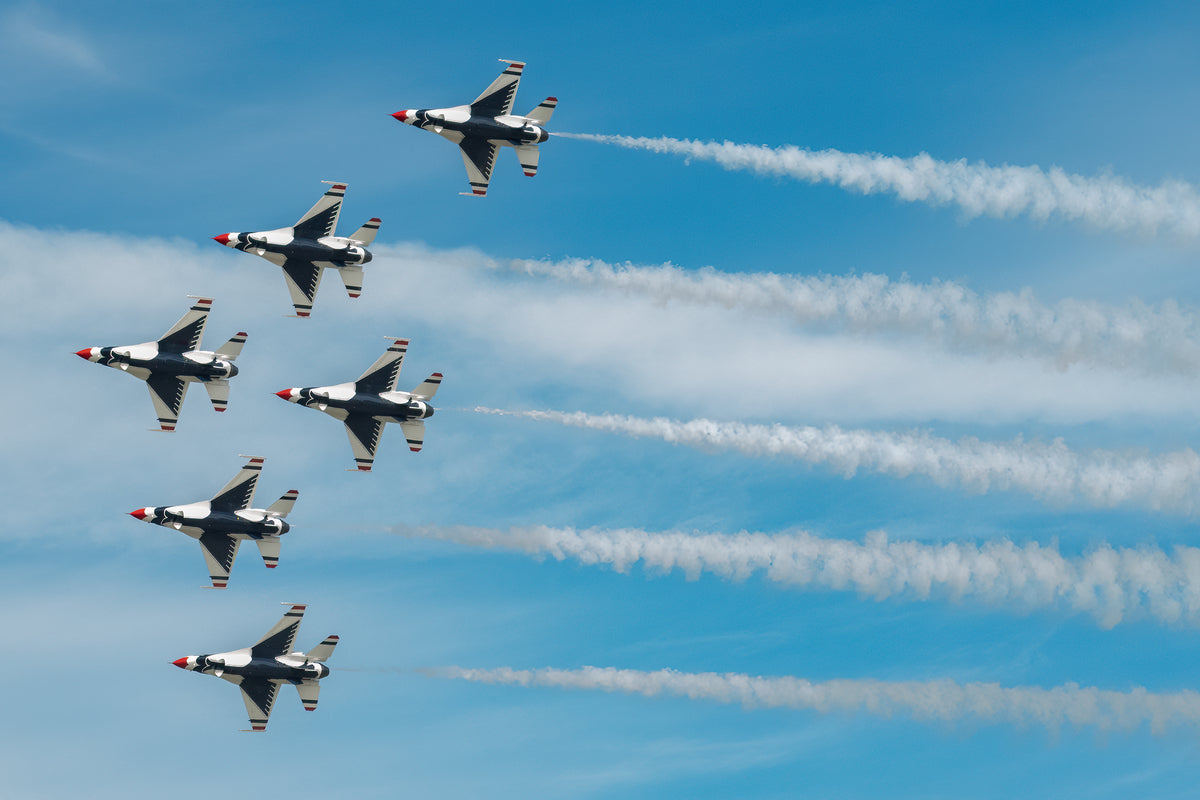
[411,372,443,401]
[215,332,248,360]
[256,536,281,569]
[515,144,540,177]
[203,379,230,413]
[525,96,557,125]
[399,419,425,453]
[350,218,381,246]
[339,265,364,299]
[266,489,299,518]
[305,634,339,663]
[295,680,321,711]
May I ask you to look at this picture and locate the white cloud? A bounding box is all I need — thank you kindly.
[429,665,1200,734]
[561,134,1200,239]
[396,523,1200,628]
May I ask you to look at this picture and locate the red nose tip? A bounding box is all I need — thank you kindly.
[129,508,149,520]
[172,657,188,669]
[391,110,408,122]
[275,389,294,400]
[212,233,231,245]
[74,348,93,360]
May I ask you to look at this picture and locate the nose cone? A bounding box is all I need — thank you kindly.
[212,233,233,246]
[74,348,95,360]
[129,507,150,521]
[275,388,297,402]
[391,109,409,122]
[172,657,189,669]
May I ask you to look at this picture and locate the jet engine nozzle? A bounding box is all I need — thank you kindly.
[536,128,549,143]
[212,360,238,379]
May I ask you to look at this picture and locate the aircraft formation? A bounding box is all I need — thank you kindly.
[75,60,552,731]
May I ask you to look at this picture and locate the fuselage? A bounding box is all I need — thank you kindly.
[216,229,372,268]
[278,383,435,422]
[396,105,549,147]
[175,649,329,682]
[131,503,289,541]
[79,344,236,382]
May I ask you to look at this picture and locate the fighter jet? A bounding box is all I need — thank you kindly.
[391,59,557,196]
[275,338,441,471]
[172,603,337,731]
[75,296,246,432]
[129,456,298,588]
[213,181,380,317]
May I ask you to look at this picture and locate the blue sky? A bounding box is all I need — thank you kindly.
[4,0,1200,797]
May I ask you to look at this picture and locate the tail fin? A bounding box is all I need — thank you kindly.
[266,489,299,518]
[339,265,364,299]
[411,372,443,401]
[255,537,281,569]
[215,331,248,360]
[525,96,557,125]
[350,218,381,246]
[515,144,540,177]
[306,634,339,663]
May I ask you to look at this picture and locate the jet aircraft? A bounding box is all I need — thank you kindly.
[213,181,380,317]
[275,338,441,471]
[391,59,557,196]
[75,296,246,431]
[129,456,298,588]
[173,603,337,731]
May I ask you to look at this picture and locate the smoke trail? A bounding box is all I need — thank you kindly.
[427,665,1200,734]
[394,524,1200,628]
[559,133,1200,238]
[503,257,1200,375]
[474,407,1200,513]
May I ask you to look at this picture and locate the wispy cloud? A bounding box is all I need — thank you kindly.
[427,665,1200,734]
[560,133,1200,239]
[396,524,1200,628]
[0,4,109,77]
[504,256,1200,376]
[474,408,1200,514]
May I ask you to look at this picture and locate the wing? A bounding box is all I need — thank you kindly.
[157,297,212,353]
[209,456,264,512]
[239,678,280,732]
[146,374,188,432]
[354,339,408,393]
[198,532,241,589]
[280,258,325,318]
[470,60,524,117]
[399,419,425,453]
[344,414,385,472]
[250,603,306,659]
[292,183,346,240]
[458,139,498,197]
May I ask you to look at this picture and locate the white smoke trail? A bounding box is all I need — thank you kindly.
[427,666,1200,734]
[559,133,1200,238]
[396,524,1200,628]
[502,256,1200,375]
[474,407,1200,513]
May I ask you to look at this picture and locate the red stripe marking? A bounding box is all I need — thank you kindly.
[369,217,381,222]
[358,465,372,471]
[198,299,212,305]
